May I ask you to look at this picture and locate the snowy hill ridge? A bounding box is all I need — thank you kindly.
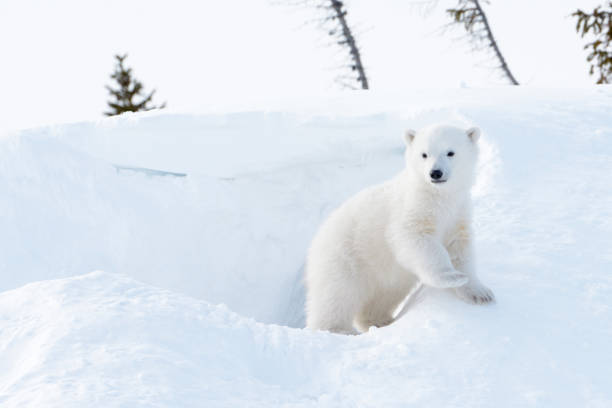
[1,88,611,406]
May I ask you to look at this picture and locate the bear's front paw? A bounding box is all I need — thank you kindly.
[424,268,469,289]
[454,283,495,305]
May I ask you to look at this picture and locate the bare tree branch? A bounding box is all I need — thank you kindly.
[329,0,368,89]
[471,0,518,85]
[277,0,369,89]
[447,0,519,85]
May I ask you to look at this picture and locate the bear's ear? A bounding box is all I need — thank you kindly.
[404,129,417,145]
[466,127,480,142]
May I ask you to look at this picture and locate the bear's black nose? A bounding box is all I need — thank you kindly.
[430,169,443,180]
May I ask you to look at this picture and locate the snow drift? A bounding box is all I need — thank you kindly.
[1,88,611,406]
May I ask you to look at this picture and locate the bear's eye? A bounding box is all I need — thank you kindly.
[422,153,427,159]
[447,151,455,157]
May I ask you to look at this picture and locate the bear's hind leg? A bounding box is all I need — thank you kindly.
[354,286,411,333]
[306,286,361,335]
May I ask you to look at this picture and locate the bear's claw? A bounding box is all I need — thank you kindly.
[455,284,495,305]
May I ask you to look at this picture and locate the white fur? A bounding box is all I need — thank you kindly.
[305,124,494,335]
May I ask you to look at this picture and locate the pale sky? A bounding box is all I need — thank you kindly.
[0,0,603,132]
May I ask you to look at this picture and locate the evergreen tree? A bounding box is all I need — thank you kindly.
[447,0,519,85]
[105,54,165,116]
[573,2,612,84]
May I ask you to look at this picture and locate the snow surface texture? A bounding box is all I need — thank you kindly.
[1,88,611,406]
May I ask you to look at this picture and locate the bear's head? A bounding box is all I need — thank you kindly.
[404,125,480,191]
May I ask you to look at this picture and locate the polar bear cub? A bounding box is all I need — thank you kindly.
[305,125,494,334]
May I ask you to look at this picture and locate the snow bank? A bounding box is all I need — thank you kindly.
[0,272,330,407]
[1,268,610,407]
[1,111,406,327]
[1,88,611,406]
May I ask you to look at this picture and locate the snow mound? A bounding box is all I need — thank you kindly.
[1,88,612,406]
[1,269,611,407]
[0,272,328,407]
